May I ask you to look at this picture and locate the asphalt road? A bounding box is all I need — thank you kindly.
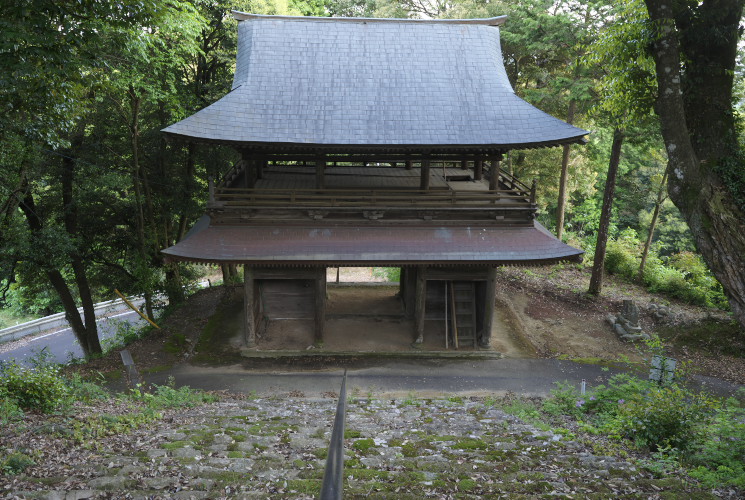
[145,357,743,399]
[0,310,147,366]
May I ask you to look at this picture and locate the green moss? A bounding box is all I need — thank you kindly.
[348,469,390,480]
[458,478,477,491]
[352,438,376,452]
[142,364,173,374]
[453,438,487,450]
[164,333,188,355]
[162,440,189,450]
[286,479,321,494]
[312,448,328,459]
[344,429,362,439]
[227,451,243,458]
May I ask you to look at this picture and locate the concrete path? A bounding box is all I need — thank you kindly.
[146,357,742,399]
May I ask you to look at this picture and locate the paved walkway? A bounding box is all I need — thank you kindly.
[146,357,742,399]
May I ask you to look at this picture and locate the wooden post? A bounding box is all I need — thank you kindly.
[530,179,537,204]
[243,265,256,346]
[208,176,215,203]
[460,159,468,170]
[480,267,498,348]
[405,159,413,170]
[315,267,326,344]
[316,154,326,189]
[489,156,501,191]
[242,150,256,188]
[420,157,431,191]
[256,159,265,180]
[474,158,483,181]
[414,266,426,344]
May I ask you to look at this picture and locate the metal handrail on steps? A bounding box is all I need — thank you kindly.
[320,370,348,499]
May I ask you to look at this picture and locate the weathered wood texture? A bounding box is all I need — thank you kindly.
[480,267,497,347]
[414,266,426,343]
[315,268,326,343]
[243,265,256,346]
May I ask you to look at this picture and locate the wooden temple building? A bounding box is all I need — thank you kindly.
[162,13,587,349]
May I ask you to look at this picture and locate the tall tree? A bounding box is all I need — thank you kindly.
[643,0,745,327]
[583,0,658,295]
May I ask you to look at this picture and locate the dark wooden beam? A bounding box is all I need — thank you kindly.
[489,157,501,191]
[315,267,326,344]
[460,159,468,170]
[316,154,326,189]
[243,265,256,346]
[480,266,497,348]
[474,158,483,181]
[405,159,413,170]
[414,265,426,344]
[241,151,256,188]
[420,158,431,191]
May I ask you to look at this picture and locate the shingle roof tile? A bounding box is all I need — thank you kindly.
[163,14,587,149]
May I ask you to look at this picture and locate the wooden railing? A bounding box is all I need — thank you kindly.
[210,187,533,209]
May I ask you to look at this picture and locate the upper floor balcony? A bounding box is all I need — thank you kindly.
[207,156,538,226]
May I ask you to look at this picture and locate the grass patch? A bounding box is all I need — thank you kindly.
[658,319,745,358]
[286,479,321,495]
[0,308,39,330]
[453,438,488,450]
[352,438,376,452]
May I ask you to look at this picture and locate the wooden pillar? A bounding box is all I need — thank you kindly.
[314,267,326,344]
[414,265,426,344]
[241,150,257,188]
[489,156,501,191]
[256,159,265,180]
[460,159,468,170]
[400,267,416,319]
[480,267,498,348]
[474,158,484,181]
[420,157,431,191]
[316,153,326,189]
[405,159,413,170]
[243,265,256,346]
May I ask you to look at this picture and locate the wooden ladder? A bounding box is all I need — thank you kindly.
[449,281,477,348]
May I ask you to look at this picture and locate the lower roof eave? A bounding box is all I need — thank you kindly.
[162,254,583,267]
[161,218,584,267]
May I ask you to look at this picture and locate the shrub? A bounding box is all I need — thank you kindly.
[688,398,745,488]
[542,381,583,417]
[1,451,35,475]
[604,230,640,279]
[0,391,24,425]
[128,378,218,410]
[0,362,70,413]
[66,373,110,403]
[605,383,716,451]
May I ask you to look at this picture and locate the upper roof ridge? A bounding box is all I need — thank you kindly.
[231,11,507,26]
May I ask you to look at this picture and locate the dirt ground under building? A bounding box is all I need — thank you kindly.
[75,266,745,386]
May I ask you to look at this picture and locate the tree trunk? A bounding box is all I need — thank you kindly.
[556,99,576,240]
[61,133,102,355]
[588,128,625,295]
[129,90,155,319]
[644,0,745,327]
[638,171,668,281]
[18,185,102,357]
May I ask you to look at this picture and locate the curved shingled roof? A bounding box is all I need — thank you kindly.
[161,217,584,265]
[162,13,588,150]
